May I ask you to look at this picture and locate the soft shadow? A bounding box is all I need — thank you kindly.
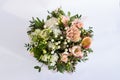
[0,10,30,60]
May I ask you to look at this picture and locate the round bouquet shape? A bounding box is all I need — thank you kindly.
[25,8,93,73]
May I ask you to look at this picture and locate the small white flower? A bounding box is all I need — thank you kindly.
[51,39,54,42]
[52,46,55,49]
[51,50,54,54]
[52,53,58,61]
[55,35,58,38]
[55,42,59,45]
[41,54,50,62]
[50,53,58,66]
[65,49,68,52]
[44,25,47,28]
[55,23,58,25]
[48,42,56,49]
[63,52,69,54]
[60,36,63,39]
[67,45,69,47]
[64,41,67,44]
[58,41,61,44]
[65,27,68,30]
[50,62,56,66]
[67,40,70,43]
[58,46,60,49]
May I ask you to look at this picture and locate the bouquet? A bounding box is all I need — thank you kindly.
[25,8,93,73]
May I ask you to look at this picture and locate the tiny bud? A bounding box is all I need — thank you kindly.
[55,23,58,25]
[67,45,69,47]
[58,41,61,44]
[58,46,60,49]
[65,27,68,30]
[65,49,68,52]
[51,39,54,42]
[51,51,54,54]
[55,35,58,38]
[52,46,55,49]
[67,40,70,43]
[60,36,63,39]
[55,42,59,45]
[64,42,67,44]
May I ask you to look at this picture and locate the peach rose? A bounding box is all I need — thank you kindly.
[61,16,69,26]
[66,26,80,42]
[71,46,83,57]
[81,37,92,49]
[72,19,83,29]
[69,46,83,58]
[61,53,68,63]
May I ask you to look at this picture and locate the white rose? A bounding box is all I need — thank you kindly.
[44,17,61,36]
[41,54,50,62]
[44,17,58,28]
[48,42,56,49]
[50,53,58,66]
[51,26,61,36]
[50,53,58,61]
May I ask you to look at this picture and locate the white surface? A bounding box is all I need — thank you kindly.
[0,0,120,80]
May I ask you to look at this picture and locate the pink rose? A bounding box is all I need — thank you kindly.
[61,16,69,26]
[69,46,83,58]
[61,53,68,63]
[66,25,80,42]
[72,19,83,28]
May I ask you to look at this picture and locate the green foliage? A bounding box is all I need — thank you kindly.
[34,66,41,72]
[67,11,71,17]
[25,43,32,51]
[67,14,82,26]
[70,14,82,21]
[47,8,65,18]
[80,27,94,38]
[48,66,56,70]
[56,61,75,73]
[56,62,66,73]
[27,17,45,34]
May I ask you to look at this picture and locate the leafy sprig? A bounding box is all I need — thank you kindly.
[27,17,45,34]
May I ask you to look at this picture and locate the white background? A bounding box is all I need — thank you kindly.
[0,0,120,80]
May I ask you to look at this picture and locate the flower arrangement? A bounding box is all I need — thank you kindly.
[25,8,93,73]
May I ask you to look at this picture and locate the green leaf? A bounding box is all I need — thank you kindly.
[56,62,65,73]
[70,14,82,21]
[87,48,93,53]
[27,17,45,34]
[67,11,71,16]
[47,8,65,18]
[25,43,32,51]
[34,66,41,72]
[47,15,51,20]
[81,58,88,62]
[48,66,55,70]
